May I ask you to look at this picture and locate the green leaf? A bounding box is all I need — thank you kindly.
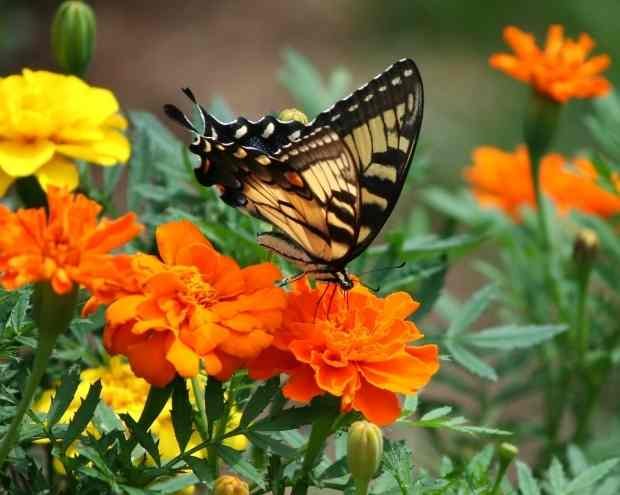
[447,284,495,337]
[93,401,124,434]
[139,382,173,430]
[566,458,620,494]
[171,377,193,452]
[146,473,199,494]
[548,457,568,493]
[369,233,486,259]
[185,456,214,483]
[516,460,541,495]
[567,444,589,477]
[445,340,498,381]
[63,380,102,451]
[121,413,161,466]
[420,406,452,421]
[465,324,567,350]
[7,288,31,332]
[382,439,415,494]
[241,377,279,427]
[47,365,80,427]
[215,444,265,488]
[246,431,297,458]
[252,406,316,431]
[205,377,225,433]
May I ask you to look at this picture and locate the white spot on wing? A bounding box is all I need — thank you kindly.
[391,76,401,85]
[404,68,414,77]
[378,85,387,92]
[364,93,374,102]
[235,126,248,139]
[262,122,275,138]
[289,130,301,140]
[331,113,341,122]
[348,104,359,112]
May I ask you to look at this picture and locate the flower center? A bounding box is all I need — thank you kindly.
[174,266,217,307]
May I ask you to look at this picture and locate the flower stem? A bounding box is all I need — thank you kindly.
[0,283,77,467]
[190,376,209,444]
[291,413,335,495]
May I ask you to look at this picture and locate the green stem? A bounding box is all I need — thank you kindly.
[190,376,209,446]
[291,414,335,495]
[0,328,57,465]
[354,477,370,495]
[575,270,591,364]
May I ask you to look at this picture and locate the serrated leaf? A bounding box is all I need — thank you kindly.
[420,406,452,421]
[185,456,214,483]
[246,431,297,458]
[567,444,589,477]
[548,457,568,493]
[146,473,199,494]
[566,458,619,494]
[121,413,161,466]
[63,380,102,450]
[445,340,497,381]
[241,377,279,427]
[47,366,80,427]
[382,439,415,494]
[447,284,495,337]
[171,377,193,452]
[594,476,620,495]
[215,444,265,488]
[93,401,124,434]
[139,382,173,430]
[7,289,31,332]
[517,460,541,495]
[465,324,567,350]
[400,395,419,417]
[252,406,315,431]
[205,377,225,434]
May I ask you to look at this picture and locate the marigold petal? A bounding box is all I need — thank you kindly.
[283,365,323,403]
[0,139,55,176]
[212,352,244,381]
[351,379,401,426]
[107,295,145,325]
[55,129,130,165]
[0,167,14,197]
[126,331,177,387]
[84,213,142,253]
[202,352,223,376]
[359,346,439,394]
[248,347,298,380]
[218,329,273,359]
[166,338,199,378]
[315,363,357,396]
[156,220,212,265]
[241,263,281,292]
[383,292,419,320]
[33,155,79,192]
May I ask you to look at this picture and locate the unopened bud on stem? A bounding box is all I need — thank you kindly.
[51,1,96,77]
[347,420,384,495]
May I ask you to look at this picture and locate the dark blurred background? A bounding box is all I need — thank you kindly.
[3,0,618,185]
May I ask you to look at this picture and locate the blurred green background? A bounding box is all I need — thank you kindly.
[3,0,618,188]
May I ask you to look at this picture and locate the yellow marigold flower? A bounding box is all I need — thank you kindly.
[214,475,250,495]
[490,25,611,102]
[34,357,247,466]
[0,69,130,195]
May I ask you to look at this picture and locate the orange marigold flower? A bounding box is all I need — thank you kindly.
[464,145,620,220]
[490,25,611,102]
[248,280,439,426]
[103,220,287,387]
[0,187,142,295]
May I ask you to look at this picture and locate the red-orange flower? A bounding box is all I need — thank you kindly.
[490,25,611,102]
[0,187,142,295]
[464,145,620,220]
[248,280,439,426]
[103,220,287,387]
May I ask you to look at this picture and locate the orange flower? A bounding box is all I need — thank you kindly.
[103,220,286,387]
[490,25,611,102]
[464,145,620,220]
[248,280,439,426]
[0,187,142,295]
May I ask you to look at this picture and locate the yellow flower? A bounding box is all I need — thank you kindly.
[34,357,247,466]
[0,69,130,196]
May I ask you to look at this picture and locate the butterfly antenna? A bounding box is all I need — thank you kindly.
[277,272,304,288]
[163,103,198,132]
[357,261,406,276]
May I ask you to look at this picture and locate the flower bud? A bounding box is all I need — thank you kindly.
[524,90,561,157]
[347,421,383,495]
[498,442,518,465]
[573,228,599,267]
[278,108,309,125]
[213,475,249,495]
[51,1,96,76]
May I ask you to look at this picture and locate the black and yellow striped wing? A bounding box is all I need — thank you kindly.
[164,58,423,276]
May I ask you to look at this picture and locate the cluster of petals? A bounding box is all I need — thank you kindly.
[249,280,439,426]
[103,220,287,387]
[490,25,611,102]
[0,187,142,295]
[34,356,247,463]
[0,69,130,195]
[465,145,620,220]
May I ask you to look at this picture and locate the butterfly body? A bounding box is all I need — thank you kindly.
[165,58,423,290]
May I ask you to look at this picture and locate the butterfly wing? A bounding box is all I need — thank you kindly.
[165,58,423,271]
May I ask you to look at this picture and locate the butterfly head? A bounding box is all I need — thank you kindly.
[334,270,354,291]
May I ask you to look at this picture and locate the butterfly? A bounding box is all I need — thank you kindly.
[164,58,423,290]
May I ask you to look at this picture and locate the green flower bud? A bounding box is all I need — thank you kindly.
[213,475,249,495]
[498,442,519,465]
[573,228,599,268]
[51,1,96,77]
[278,107,309,125]
[347,420,383,495]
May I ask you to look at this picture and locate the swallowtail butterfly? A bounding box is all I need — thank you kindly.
[164,58,423,290]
